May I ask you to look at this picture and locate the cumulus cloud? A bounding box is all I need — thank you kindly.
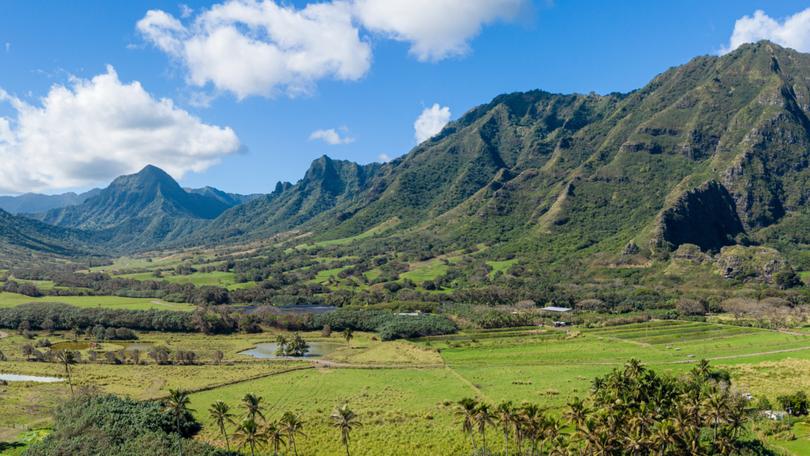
[138,0,526,97]
[137,1,372,99]
[354,0,526,61]
[0,66,240,193]
[378,153,391,162]
[414,103,451,144]
[4,42,9,52]
[309,127,354,145]
[722,8,810,54]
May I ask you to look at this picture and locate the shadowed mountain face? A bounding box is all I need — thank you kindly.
[0,209,97,261]
[7,41,810,270]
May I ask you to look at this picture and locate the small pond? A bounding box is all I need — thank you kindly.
[239,305,337,315]
[239,341,342,359]
[0,373,63,383]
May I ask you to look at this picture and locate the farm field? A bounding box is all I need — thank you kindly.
[0,292,195,311]
[2,320,810,454]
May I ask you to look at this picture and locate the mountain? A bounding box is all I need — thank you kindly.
[187,41,810,275]
[190,156,381,242]
[0,209,97,262]
[187,187,263,207]
[38,165,246,251]
[0,189,101,215]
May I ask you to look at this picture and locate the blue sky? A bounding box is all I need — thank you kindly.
[0,0,809,195]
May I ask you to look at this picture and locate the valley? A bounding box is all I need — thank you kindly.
[0,39,810,456]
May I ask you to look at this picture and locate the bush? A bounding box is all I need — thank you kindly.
[25,393,231,456]
[778,391,809,416]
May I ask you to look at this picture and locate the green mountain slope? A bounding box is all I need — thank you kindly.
[0,189,101,214]
[0,209,97,261]
[188,42,810,275]
[37,165,245,251]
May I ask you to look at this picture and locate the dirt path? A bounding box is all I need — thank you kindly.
[666,345,810,364]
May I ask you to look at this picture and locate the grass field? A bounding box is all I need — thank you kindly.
[3,320,810,455]
[0,292,195,311]
[400,259,449,283]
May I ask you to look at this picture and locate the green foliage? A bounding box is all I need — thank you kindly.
[24,393,230,456]
[777,391,809,417]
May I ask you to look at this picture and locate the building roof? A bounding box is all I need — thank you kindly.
[541,306,572,312]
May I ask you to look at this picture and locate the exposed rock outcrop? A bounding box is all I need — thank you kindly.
[652,181,745,253]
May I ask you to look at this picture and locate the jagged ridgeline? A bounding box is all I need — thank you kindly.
[3,41,810,276]
[204,42,810,266]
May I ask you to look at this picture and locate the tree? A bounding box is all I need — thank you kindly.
[242,392,266,422]
[266,420,286,456]
[280,411,305,456]
[163,389,193,456]
[208,400,234,451]
[473,402,495,452]
[456,397,478,451]
[234,417,267,456]
[342,328,354,348]
[54,349,77,395]
[495,401,515,456]
[778,391,809,416]
[212,350,224,365]
[21,343,34,361]
[331,403,360,456]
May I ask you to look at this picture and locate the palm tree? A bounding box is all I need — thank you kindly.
[473,402,495,452]
[495,401,515,456]
[208,400,235,451]
[342,328,354,348]
[242,392,266,422]
[456,397,478,451]
[266,420,286,456]
[164,389,193,456]
[703,389,729,441]
[55,349,76,395]
[234,417,267,456]
[331,403,360,456]
[651,420,677,455]
[280,411,306,456]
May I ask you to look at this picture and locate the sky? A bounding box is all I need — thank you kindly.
[1,0,810,195]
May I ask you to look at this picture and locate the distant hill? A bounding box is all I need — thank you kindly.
[186,186,263,207]
[0,189,101,215]
[37,165,250,251]
[0,208,97,263]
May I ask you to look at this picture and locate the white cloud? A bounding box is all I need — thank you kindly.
[722,8,810,54]
[138,0,527,98]
[137,1,372,99]
[4,42,9,52]
[179,4,194,18]
[378,153,391,162]
[414,103,451,143]
[354,0,526,61]
[0,66,240,193]
[309,127,354,145]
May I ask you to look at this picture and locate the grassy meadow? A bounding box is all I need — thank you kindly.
[2,320,810,454]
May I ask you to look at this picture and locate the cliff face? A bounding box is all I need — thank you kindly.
[652,181,745,253]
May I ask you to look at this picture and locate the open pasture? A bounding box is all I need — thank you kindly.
[3,320,810,455]
[0,292,195,311]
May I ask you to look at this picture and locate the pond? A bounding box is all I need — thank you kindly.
[238,305,337,315]
[239,341,343,359]
[0,373,63,383]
